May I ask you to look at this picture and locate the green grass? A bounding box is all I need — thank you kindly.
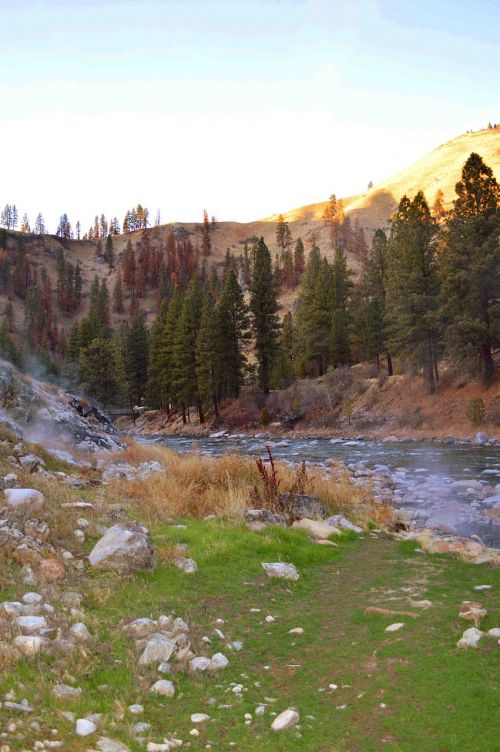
[2,519,499,752]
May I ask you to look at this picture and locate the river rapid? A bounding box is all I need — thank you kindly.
[136,433,500,547]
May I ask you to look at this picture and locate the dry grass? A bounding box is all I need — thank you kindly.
[107,440,374,524]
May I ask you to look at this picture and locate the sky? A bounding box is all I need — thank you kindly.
[0,0,498,232]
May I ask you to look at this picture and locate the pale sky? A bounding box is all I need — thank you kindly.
[0,0,498,233]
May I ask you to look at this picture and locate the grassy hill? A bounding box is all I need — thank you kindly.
[1,127,499,332]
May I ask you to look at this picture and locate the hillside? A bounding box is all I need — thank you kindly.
[1,127,499,334]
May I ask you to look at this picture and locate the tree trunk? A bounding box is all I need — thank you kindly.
[181,403,186,425]
[197,397,205,425]
[480,343,495,385]
[386,351,393,377]
[212,393,220,422]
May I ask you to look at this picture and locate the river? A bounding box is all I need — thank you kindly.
[136,434,500,547]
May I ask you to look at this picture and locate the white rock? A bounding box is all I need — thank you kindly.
[189,656,211,672]
[52,684,82,700]
[22,592,42,605]
[457,627,484,648]
[128,704,144,715]
[271,708,300,731]
[88,523,155,573]
[16,615,47,633]
[289,627,304,634]
[292,518,340,539]
[474,585,492,591]
[139,634,176,666]
[265,615,275,623]
[149,679,175,697]
[210,652,229,670]
[124,617,158,638]
[95,738,131,752]
[385,622,404,632]
[69,623,91,641]
[13,635,41,657]
[261,562,299,581]
[191,713,210,723]
[487,628,500,639]
[4,488,45,512]
[75,718,96,736]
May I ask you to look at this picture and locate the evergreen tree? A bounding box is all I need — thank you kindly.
[201,209,211,257]
[386,192,440,392]
[217,268,250,399]
[250,238,280,394]
[112,272,125,313]
[172,277,204,422]
[294,244,322,375]
[439,153,500,383]
[293,237,305,284]
[105,234,115,269]
[123,312,149,407]
[79,338,121,403]
[276,214,292,252]
[331,246,352,367]
[196,292,220,420]
[272,311,295,389]
[145,300,169,409]
[362,229,393,374]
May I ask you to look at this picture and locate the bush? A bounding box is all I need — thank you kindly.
[466,397,486,426]
[259,407,270,426]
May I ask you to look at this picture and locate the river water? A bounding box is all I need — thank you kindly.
[137,434,500,547]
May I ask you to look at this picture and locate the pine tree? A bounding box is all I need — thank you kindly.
[386,192,440,392]
[34,213,45,235]
[250,238,280,394]
[79,338,122,403]
[196,292,220,420]
[105,234,115,269]
[293,237,305,284]
[76,220,81,240]
[172,277,204,422]
[331,246,352,367]
[272,311,295,389]
[362,229,393,375]
[112,272,125,313]
[20,214,30,233]
[276,214,292,252]
[201,209,211,257]
[439,153,500,383]
[145,301,169,409]
[123,312,149,407]
[323,194,345,248]
[122,239,136,292]
[217,268,250,399]
[294,244,321,375]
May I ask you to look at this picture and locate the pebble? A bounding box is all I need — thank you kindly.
[150,680,175,697]
[191,713,210,723]
[289,627,304,634]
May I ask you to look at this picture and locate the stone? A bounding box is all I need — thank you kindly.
[124,617,158,638]
[385,622,404,632]
[191,713,210,723]
[189,656,211,672]
[292,518,340,540]
[459,601,487,627]
[95,739,131,752]
[139,634,176,666]
[4,488,45,512]
[13,635,41,657]
[128,704,144,715]
[39,558,65,582]
[279,493,327,519]
[149,679,175,697]
[75,718,96,736]
[409,600,433,609]
[325,514,362,533]
[16,615,47,633]
[69,622,92,641]
[2,472,18,488]
[487,628,500,639]
[244,509,287,526]
[474,585,492,591]
[271,708,300,731]
[0,640,20,664]
[173,557,197,574]
[22,592,42,604]
[262,562,299,581]
[52,684,82,701]
[457,627,483,648]
[209,652,229,670]
[18,454,44,472]
[89,522,155,573]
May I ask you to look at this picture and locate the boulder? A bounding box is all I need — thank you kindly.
[279,493,327,519]
[13,635,41,657]
[139,634,176,666]
[173,557,197,574]
[457,627,483,648]
[88,522,155,573]
[76,718,97,736]
[262,562,299,581]
[18,454,44,473]
[292,518,340,540]
[271,708,300,731]
[209,652,229,670]
[4,488,45,513]
[149,679,175,697]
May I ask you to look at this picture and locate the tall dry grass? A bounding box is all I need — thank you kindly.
[107,440,377,524]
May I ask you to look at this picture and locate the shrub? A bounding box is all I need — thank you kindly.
[259,407,270,426]
[466,397,486,426]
